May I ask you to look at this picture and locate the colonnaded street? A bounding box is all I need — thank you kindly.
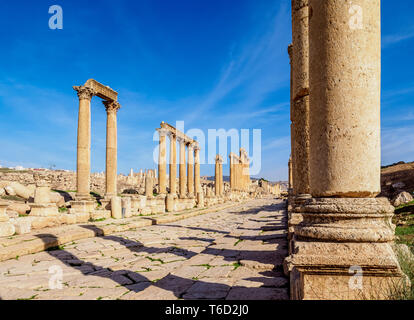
[0,198,289,300]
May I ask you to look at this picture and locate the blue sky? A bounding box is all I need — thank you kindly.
[0,0,413,181]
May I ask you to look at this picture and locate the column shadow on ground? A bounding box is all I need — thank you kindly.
[31,201,288,299]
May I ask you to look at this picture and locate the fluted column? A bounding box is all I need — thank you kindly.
[157,129,167,194]
[194,146,201,196]
[103,100,121,198]
[187,143,194,196]
[74,85,95,200]
[169,133,177,195]
[179,138,186,197]
[286,0,404,300]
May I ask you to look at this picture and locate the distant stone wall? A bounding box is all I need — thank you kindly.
[0,170,142,196]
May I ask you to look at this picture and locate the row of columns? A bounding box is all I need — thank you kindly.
[74,85,121,201]
[285,0,404,300]
[157,128,201,198]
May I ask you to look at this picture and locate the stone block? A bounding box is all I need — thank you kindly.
[13,219,31,235]
[0,222,15,237]
[111,196,122,219]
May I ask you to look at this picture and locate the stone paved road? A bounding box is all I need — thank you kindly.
[0,198,289,300]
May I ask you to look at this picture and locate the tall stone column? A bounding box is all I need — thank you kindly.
[219,161,223,196]
[179,138,187,197]
[73,85,95,200]
[187,143,195,197]
[215,155,220,196]
[169,133,177,195]
[285,0,405,300]
[157,129,167,194]
[229,154,234,191]
[288,155,293,194]
[194,146,201,196]
[103,100,121,198]
[291,0,310,199]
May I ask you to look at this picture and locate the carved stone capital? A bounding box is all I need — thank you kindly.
[73,85,96,101]
[103,100,121,114]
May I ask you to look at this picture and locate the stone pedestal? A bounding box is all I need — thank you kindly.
[121,197,132,218]
[111,196,122,219]
[30,184,58,217]
[165,194,177,212]
[69,200,95,215]
[0,203,15,237]
[196,192,204,208]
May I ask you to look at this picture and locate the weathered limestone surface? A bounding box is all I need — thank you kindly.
[74,86,95,200]
[0,198,288,300]
[285,0,406,300]
[187,144,194,197]
[169,134,177,195]
[103,100,121,198]
[157,129,167,194]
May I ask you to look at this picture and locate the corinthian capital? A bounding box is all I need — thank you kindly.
[103,100,121,114]
[73,85,96,101]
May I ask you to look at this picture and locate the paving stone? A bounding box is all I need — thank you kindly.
[0,198,288,300]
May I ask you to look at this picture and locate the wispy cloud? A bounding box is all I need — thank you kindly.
[262,136,290,151]
[184,2,291,125]
[382,30,414,48]
[381,125,414,164]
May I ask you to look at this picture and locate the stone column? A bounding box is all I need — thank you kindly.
[169,133,177,195]
[157,128,167,194]
[145,170,153,198]
[229,154,234,191]
[103,100,121,198]
[215,155,220,197]
[179,138,187,197]
[187,143,194,197]
[219,161,223,196]
[288,155,293,194]
[285,0,404,300]
[73,85,95,200]
[291,0,310,199]
[194,146,201,196]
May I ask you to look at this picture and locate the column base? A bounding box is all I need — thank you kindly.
[284,197,408,300]
[29,204,59,217]
[69,200,96,214]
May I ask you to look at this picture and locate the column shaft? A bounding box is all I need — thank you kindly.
[104,101,120,197]
[74,86,94,199]
[309,0,380,197]
[169,134,177,194]
[158,131,167,194]
[179,140,186,196]
[291,0,310,196]
[194,148,201,195]
[187,144,194,196]
[215,159,220,196]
